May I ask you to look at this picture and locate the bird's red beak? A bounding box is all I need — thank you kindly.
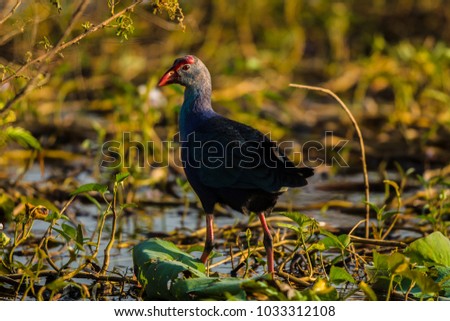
[158,68,177,87]
[159,56,195,87]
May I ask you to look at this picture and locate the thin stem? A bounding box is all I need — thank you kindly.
[381,180,402,240]
[8,218,35,269]
[386,275,394,301]
[348,219,366,236]
[349,235,407,248]
[290,83,371,238]
[37,260,91,300]
[0,0,22,25]
[91,194,112,260]
[300,231,314,278]
[101,184,119,274]
[277,270,312,287]
[4,270,137,284]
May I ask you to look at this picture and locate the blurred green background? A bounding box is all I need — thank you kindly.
[1,0,449,184]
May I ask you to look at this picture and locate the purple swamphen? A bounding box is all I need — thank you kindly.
[158,55,314,274]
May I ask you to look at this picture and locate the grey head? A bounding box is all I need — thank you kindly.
[158,55,211,88]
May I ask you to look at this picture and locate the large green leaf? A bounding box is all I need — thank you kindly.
[133,239,248,300]
[405,232,450,267]
[368,250,441,297]
[399,269,440,296]
[133,238,205,272]
[171,276,249,300]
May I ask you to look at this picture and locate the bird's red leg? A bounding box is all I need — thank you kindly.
[200,213,214,264]
[257,212,274,275]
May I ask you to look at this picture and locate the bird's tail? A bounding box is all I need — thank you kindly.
[279,167,314,188]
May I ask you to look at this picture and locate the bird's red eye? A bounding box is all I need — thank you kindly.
[182,64,190,71]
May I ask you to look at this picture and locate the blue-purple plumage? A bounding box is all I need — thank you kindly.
[182,114,313,213]
[158,55,313,273]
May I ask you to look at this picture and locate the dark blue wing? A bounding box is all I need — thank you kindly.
[186,116,313,192]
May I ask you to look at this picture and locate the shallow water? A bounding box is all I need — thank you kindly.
[1,152,427,302]
[6,161,400,276]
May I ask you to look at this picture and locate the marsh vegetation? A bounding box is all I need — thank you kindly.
[0,0,449,300]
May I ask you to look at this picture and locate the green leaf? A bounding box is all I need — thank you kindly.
[280,212,317,230]
[70,183,108,196]
[83,194,102,209]
[371,251,409,274]
[329,266,356,284]
[276,222,301,235]
[46,280,68,291]
[369,251,441,297]
[46,211,60,221]
[366,251,397,287]
[6,126,41,150]
[245,228,252,241]
[133,239,206,300]
[133,239,249,300]
[372,250,389,270]
[133,238,204,271]
[405,232,450,266]
[1,232,11,247]
[382,209,399,220]
[76,224,84,247]
[0,110,16,126]
[307,242,326,252]
[365,201,383,215]
[386,252,409,273]
[62,222,77,240]
[115,172,130,183]
[400,269,440,296]
[172,277,250,301]
[319,229,350,250]
[53,223,84,251]
[53,228,71,242]
[308,279,339,300]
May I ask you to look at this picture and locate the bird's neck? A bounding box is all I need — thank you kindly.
[183,84,213,113]
[179,85,215,140]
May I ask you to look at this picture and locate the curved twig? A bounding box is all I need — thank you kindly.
[349,235,408,248]
[289,83,371,238]
[0,0,22,25]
